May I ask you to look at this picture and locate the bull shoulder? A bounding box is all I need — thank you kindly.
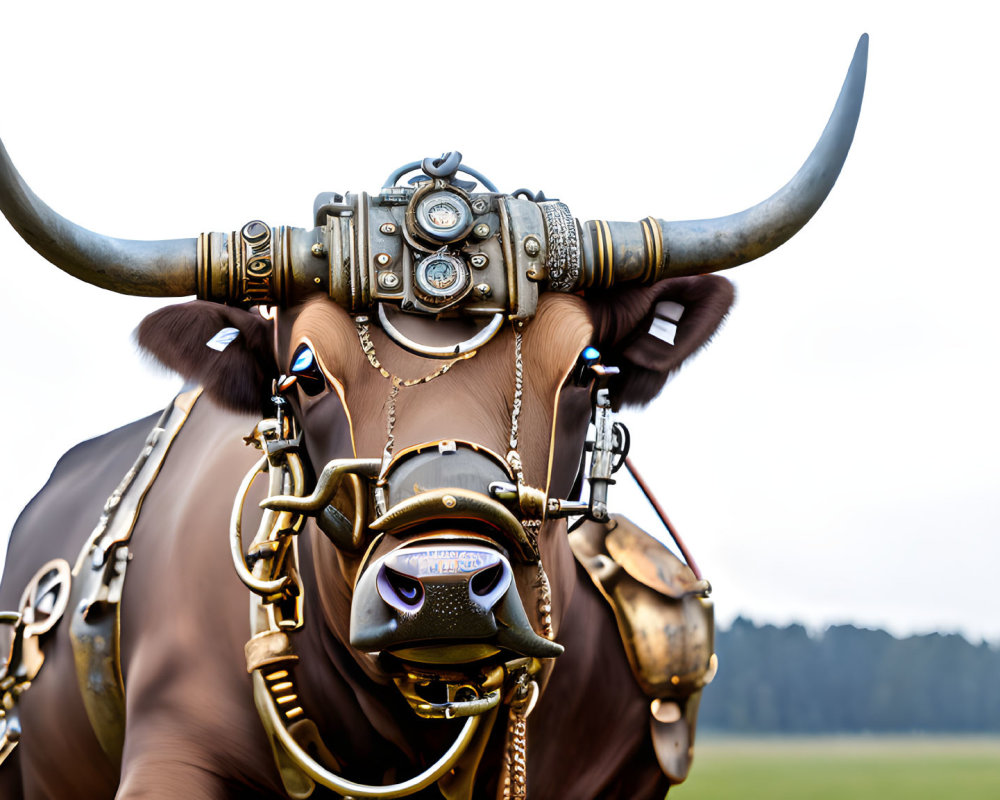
[0,412,160,605]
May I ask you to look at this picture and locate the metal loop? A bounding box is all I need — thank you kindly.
[231,455,293,597]
[422,152,463,179]
[253,671,481,798]
[382,161,500,193]
[377,305,504,358]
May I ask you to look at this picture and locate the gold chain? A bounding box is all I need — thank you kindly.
[354,316,478,476]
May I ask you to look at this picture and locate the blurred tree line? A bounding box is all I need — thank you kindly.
[698,618,1000,732]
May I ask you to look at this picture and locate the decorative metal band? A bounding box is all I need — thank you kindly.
[639,217,664,284]
[196,232,210,300]
[539,201,581,292]
[591,220,614,289]
[231,220,276,306]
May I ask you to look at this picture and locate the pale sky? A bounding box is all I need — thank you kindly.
[1,2,996,642]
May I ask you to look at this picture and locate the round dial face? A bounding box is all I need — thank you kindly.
[428,202,460,229]
[414,191,473,242]
[415,253,470,301]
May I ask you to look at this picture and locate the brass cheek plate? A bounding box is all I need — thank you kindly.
[568,515,717,785]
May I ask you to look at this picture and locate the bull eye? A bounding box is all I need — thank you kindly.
[290,344,326,396]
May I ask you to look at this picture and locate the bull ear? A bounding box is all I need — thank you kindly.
[136,301,277,415]
[588,275,734,409]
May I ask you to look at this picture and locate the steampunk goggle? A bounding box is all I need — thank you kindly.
[0,38,867,352]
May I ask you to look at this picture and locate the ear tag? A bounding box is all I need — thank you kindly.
[206,327,240,352]
[649,301,685,345]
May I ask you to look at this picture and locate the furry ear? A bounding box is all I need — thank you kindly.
[587,275,734,409]
[136,301,277,415]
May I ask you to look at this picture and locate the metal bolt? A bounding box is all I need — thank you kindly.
[470,253,489,269]
[375,252,392,266]
[471,198,489,214]
[378,271,400,290]
[311,242,327,257]
[442,495,457,509]
[473,223,491,239]
[380,222,398,235]
[523,236,540,256]
[474,283,492,298]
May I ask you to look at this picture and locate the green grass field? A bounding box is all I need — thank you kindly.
[671,736,1000,799]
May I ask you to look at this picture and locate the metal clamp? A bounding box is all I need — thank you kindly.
[0,558,73,766]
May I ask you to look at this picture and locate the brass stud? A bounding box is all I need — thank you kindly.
[311,242,327,257]
[378,272,400,290]
[473,223,491,239]
[442,495,457,509]
[313,276,321,284]
[474,283,492,299]
[375,253,392,266]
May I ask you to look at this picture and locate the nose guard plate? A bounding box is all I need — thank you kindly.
[351,540,562,660]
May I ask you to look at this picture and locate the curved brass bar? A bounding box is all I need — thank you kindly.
[573,34,868,287]
[0,137,199,297]
[369,488,537,563]
[261,458,381,514]
[253,671,480,799]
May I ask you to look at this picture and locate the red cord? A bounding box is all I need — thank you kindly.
[624,456,703,580]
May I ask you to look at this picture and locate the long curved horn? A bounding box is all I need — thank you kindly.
[563,34,868,289]
[0,137,198,296]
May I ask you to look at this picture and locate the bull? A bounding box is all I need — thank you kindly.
[0,36,866,800]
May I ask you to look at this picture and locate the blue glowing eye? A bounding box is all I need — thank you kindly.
[582,347,600,362]
[291,347,315,373]
[290,344,326,397]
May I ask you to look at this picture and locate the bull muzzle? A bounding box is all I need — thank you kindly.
[351,539,563,663]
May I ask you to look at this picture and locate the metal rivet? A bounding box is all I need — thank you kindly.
[376,253,392,266]
[474,283,492,298]
[470,253,489,269]
[523,236,540,256]
[378,272,400,290]
[442,495,457,509]
[473,223,491,239]
[311,242,326,257]
[380,222,398,235]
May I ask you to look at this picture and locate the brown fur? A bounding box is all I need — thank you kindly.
[289,293,593,488]
[588,275,735,408]
[135,302,277,416]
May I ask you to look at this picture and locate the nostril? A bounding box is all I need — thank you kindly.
[470,563,504,598]
[383,568,424,607]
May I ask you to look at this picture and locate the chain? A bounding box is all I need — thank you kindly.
[355,316,478,480]
[502,670,538,800]
[506,324,525,482]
